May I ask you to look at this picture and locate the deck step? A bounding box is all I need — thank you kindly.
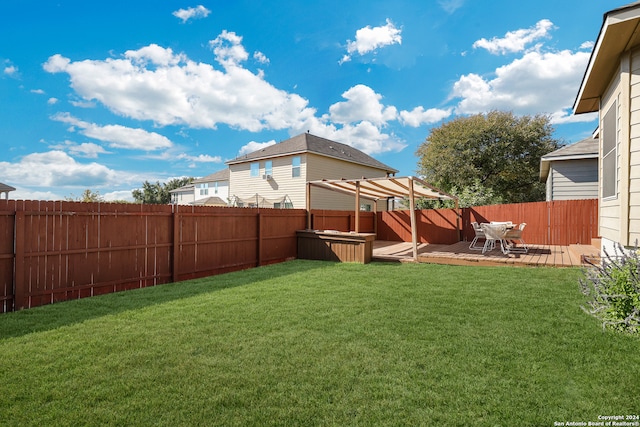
[568,244,600,264]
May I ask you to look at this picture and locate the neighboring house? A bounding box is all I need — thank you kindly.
[0,182,15,200]
[539,136,599,201]
[574,1,640,252]
[169,169,230,206]
[192,169,230,206]
[226,133,398,210]
[169,184,195,205]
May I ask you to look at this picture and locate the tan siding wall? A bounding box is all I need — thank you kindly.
[549,160,598,200]
[306,154,391,210]
[229,152,390,210]
[629,48,640,244]
[600,69,622,242]
[229,154,307,208]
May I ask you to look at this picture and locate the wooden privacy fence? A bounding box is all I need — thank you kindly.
[376,199,599,246]
[0,200,306,313]
[0,199,597,313]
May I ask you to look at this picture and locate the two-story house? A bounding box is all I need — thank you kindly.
[169,169,229,206]
[191,169,229,206]
[226,133,398,210]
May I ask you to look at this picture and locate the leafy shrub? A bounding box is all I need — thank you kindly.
[580,244,640,334]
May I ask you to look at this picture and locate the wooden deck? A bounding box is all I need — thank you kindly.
[373,240,601,267]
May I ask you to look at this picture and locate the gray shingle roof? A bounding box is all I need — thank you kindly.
[542,137,599,160]
[539,137,599,181]
[193,168,229,183]
[0,182,16,192]
[169,184,194,193]
[193,196,227,206]
[226,133,398,174]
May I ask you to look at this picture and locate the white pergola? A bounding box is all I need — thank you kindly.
[306,176,459,260]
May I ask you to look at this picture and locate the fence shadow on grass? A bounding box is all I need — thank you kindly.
[0,260,326,340]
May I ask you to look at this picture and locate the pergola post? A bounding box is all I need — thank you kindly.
[354,181,360,233]
[306,182,312,229]
[409,177,418,260]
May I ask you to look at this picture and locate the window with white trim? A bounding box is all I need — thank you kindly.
[265,160,273,177]
[602,101,617,199]
[198,183,208,196]
[250,162,259,177]
[292,156,301,178]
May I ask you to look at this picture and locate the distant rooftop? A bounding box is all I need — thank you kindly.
[226,133,398,174]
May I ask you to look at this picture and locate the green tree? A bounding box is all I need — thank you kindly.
[416,111,561,204]
[65,189,104,202]
[132,177,194,204]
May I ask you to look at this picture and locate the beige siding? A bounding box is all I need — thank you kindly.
[599,68,622,243]
[548,160,598,200]
[629,48,640,244]
[229,152,390,210]
[229,154,307,208]
[306,153,390,210]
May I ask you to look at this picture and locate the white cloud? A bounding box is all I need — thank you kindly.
[172,5,211,23]
[51,113,173,150]
[450,49,593,124]
[3,65,17,76]
[341,19,402,64]
[580,41,595,50]
[253,51,269,64]
[44,39,315,133]
[43,54,70,72]
[48,140,109,158]
[175,153,223,166]
[47,97,58,105]
[328,85,397,126]
[238,140,277,156]
[399,106,453,127]
[31,89,45,94]
[209,30,249,68]
[473,19,555,55]
[103,190,135,202]
[0,151,119,187]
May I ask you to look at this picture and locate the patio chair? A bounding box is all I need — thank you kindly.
[469,222,485,250]
[504,223,528,253]
[480,223,509,254]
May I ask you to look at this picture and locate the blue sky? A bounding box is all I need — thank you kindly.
[0,0,620,201]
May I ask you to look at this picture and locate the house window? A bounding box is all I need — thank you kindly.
[602,101,617,199]
[265,160,273,177]
[198,183,208,196]
[250,162,259,177]
[292,156,301,178]
[360,203,371,212]
[214,181,219,194]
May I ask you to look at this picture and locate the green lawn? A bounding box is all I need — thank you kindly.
[0,261,638,426]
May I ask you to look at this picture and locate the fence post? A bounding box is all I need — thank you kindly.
[257,211,263,266]
[172,209,180,283]
[14,209,25,310]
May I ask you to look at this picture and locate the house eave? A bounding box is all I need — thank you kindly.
[574,3,640,114]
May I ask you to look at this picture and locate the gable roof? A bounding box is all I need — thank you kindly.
[226,133,398,174]
[539,137,599,180]
[574,1,640,114]
[193,168,229,184]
